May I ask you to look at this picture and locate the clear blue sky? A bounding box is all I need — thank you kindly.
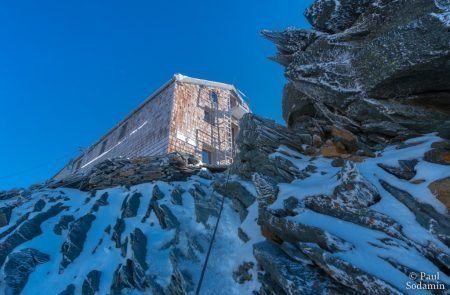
[0,0,312,190]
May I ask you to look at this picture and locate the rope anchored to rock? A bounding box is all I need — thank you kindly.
[195,168,232,295]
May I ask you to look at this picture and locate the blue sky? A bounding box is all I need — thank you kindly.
[0,0,312,190]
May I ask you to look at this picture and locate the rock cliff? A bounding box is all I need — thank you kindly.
[263,0,450,145]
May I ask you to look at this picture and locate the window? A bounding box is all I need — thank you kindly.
[230,96,237,108]
[118,122,128,140]
[202,149,212,164]
[210,91,218,104]
[99,140,107,155]
[204,109,215,125]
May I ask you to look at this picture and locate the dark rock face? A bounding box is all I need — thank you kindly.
[82,270,101,295]
[232,114,311,181]
[4,248,50,295]
[121,192,141,218]
[254,241,352,295]
[425,140,450,165]
[214,181,256,221]
[0,203,66,266]
[0,206,13,228]
[264,0,450,144]
[60,213,96,269]
[91,192,109,212]
[299,245,401,295]
[33,199,46,212]
[58,284,75,295]
[53,215,75,235]
[429,176,450,211]
[377,159,418,180]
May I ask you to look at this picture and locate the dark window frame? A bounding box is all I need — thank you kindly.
[210,91,218,104]
[201,149,212,164]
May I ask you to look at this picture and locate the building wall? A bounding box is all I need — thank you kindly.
[168,81,238,165]
[54,83,175,180]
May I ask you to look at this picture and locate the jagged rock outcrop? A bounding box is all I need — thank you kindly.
[82,270,101,295]
[4,249,50,294]
[264,0,450,145]
[0,206,13,228]
[60,213,96,269]
[232,114,312,181]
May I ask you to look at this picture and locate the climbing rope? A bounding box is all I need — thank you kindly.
[195,168,232,295]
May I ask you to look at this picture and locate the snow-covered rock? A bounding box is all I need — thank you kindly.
[264,0,450,144]
[0,119,449,294]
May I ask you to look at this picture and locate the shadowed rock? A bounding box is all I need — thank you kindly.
[53,215,75,235]
[299,244,402,295]
[58,284,75,295]
[254,240,354,295]
[60,213,96,269]
[121,192,141,218]
[4,248,50,295]
[91,192,109,212]
[380,180,450,246]
[82,270,101,295]
[0,206,13,228]
[0,203,66,267]
[377,159,418,181]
